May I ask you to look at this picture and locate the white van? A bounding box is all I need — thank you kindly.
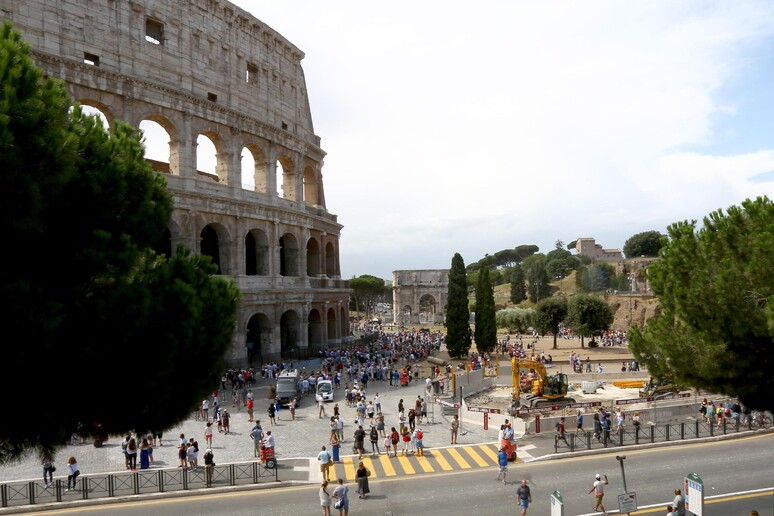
[316,379,334,402]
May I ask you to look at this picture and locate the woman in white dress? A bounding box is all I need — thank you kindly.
[319,480,332,516]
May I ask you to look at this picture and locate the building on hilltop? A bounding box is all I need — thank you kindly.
[575,237,623,263]
[4,0,350,366]
[392,270,449,326]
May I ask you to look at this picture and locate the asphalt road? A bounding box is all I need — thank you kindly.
[20,433,774,516]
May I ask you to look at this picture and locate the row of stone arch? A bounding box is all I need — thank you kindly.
[157,223,339,278]
[78,97,325,205]
[246,306,348,361]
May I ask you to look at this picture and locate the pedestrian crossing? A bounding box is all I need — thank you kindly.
[324,443,536,481]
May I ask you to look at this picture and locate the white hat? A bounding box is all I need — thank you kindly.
[595,473,601,480]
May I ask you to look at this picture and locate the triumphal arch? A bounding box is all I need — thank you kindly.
[392,270,449,326]
[4,0,350,365]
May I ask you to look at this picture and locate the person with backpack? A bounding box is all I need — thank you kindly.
[390,427,399,457]
[415,428,424,456]
[369,425,380,455]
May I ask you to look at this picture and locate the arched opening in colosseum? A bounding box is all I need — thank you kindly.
[280,310,300,359]
[246,312,272,366]
[279,233,300,276]
[308,309,323,353]
[77,104,111,130]
[303,165,319,205]
[196,133,219,182]
[139,118,175,174]
[419,294,437,324]
[277,155,295,200]
[401,305,413,325]
[325,242,336,277]
[201,224,223,274]
[245,229,270,276]
[327,307,337,344]
[241,144,268,192]
[306,237,321,276]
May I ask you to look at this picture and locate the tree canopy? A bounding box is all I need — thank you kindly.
[474,265,497,354]
[445,253,472,358]
[523,254,551,303]
[509,263,527,304]
[349,274,389,318]
[535,297,568,350]
[0,22,240,462]
[567,294,613,347]
[496,307,535,334]
[623,230,665,258]
[629,197,774,412]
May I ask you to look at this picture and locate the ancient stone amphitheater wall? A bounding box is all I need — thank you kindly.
[2,0,350,365]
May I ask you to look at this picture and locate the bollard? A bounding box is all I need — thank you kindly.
[587,431,592,450]
[618,427,624,446]
[680,422,685,440]
[709,421,714,437]
[722,417,727,434]
[650,425,655,443]
[635,426,640,445]
[570,433,575,452]
[694,420,700,438]
[665,424,670,441]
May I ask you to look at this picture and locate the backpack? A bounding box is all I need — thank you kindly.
[416,431,423,440]
[391,432,399,445]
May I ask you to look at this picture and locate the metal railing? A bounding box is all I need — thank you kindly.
[0,460,279,509]
[553,413,773,453]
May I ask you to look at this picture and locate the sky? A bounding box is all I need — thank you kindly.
[227,1,774,280]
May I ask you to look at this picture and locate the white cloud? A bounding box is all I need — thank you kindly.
[235,1,774,278]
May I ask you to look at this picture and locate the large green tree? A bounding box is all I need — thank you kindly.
[535,297,568,350]
[623,230,665,258]
[349,274,389,318]
[0,23,240,462]
[629,197,774,412]
[496,307,535,334]
[445,253,472,358]
[509,263,527,304]
[567,294,613,348]
[523,254,551,302]
[474,265,497,354]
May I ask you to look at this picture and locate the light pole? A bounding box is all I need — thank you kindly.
[616,455,630,515]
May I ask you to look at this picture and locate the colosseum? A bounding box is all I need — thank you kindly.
[1,0,350,366]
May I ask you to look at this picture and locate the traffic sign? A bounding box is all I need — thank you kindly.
[550,490,564,516]
[618,492,638,513]
[685,472,704,516]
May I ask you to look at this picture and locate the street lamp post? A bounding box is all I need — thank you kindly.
[616,455,630,516]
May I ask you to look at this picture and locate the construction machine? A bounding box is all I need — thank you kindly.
[511,357,576,409]
[639,377,678,399]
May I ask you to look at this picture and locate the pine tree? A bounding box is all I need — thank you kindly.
[474,265,497,354]
[509,263,527,303]
[445,253,471,358]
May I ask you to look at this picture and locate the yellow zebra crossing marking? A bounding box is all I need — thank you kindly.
[415,454,434,472]
[479,444,500,463]
[336,445,512,481]
[361,457,377,478]
[343,457,356,479]
[429,450,454,471]
[396,454,416,474]
[378,454,397,476]
[446,447,472,468]
[462,446,489,467]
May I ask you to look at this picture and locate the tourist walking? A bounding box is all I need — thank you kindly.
[65,456,80,492]
[355,461,370,499]
[319,480,332,516]
[332,478,350,516]
[588,473,609,515]
[41,451,55,488]
[517,479,532,515]
[450,415,460,444]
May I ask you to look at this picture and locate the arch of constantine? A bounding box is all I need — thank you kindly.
[392,270,449,326]
[3,0,350,366]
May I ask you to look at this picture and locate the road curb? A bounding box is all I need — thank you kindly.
[526,427,774,462]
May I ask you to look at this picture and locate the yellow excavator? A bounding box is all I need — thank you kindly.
[639,377,678,399]
[511,357,575,409]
